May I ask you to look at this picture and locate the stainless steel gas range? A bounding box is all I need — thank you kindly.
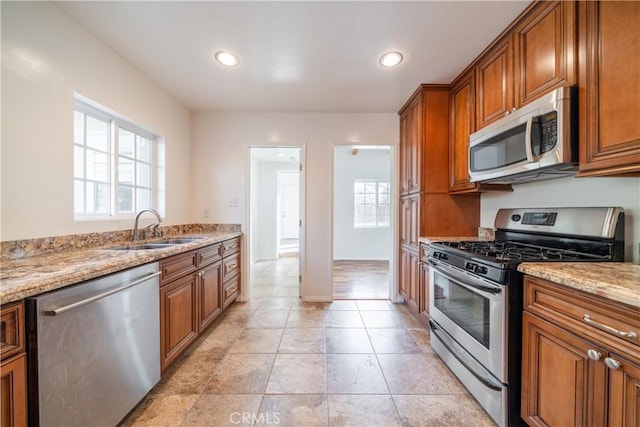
[427,207,625,427]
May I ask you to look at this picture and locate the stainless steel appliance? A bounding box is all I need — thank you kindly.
[428,207,625,426]
[26,262,161,426]
[468,86,577,184]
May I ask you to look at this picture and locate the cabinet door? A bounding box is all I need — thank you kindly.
[521,312,607,427]
[514,1,577,106]
[0,353,27,427]
[608,353,640,427]
[408,194,420,249]
[399,197,410,247]
[198,261,222,331]
[398,248,410,301]
[160,274,198,371]
[449,72,478,193]
[407,251,420,312]
[476,37,514,129]
[578,1,640,176]
[418,260,429,316]
[399,111,410,196]
[407,96,422,194]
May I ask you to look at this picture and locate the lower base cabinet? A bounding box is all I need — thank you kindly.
[160,237,241,372]
[0,353,27,427]
[198,260,223,331]
[160,273,199,370]
[521,276,640,426]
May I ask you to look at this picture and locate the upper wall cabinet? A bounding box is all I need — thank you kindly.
[399,94,422,195]
[450,72,477,193]
[513,0,577,106]
[577,1,640,176]
[475,1,577,131]
[475,37,514,129]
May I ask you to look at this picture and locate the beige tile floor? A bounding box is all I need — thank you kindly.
[120,258,496,427]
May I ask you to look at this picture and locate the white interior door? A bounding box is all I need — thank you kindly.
[278,171,300,240]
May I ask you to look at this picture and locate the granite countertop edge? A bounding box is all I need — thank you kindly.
[518,262,640,309]
[0,231,242,304]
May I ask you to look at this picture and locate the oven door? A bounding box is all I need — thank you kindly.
[428,258,507,382]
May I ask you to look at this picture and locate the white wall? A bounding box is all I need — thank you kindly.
[254,161,298,261]
[333,147,391,260]
[481,176,640,262]
[191,112,398,301]
[1,2,192,240]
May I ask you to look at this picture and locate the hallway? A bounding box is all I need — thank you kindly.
[121,286,495,426]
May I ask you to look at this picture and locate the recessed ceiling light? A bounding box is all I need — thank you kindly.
[215,51,239,67]
[379,51,403,67]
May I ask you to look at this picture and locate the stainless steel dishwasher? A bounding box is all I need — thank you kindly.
[26,262,160,426]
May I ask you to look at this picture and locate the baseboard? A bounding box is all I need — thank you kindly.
[302,296,333,302]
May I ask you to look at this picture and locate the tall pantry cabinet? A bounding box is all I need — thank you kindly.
[398,85,480,317]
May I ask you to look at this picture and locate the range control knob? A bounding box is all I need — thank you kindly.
[465,262,476,271]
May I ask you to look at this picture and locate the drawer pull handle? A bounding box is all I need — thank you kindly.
[604,357,622,370]
[582,314,638,339]
[586,349,602,361]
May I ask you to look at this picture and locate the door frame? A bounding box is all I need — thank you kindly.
[246,145,306,301]
[329,144,398,301]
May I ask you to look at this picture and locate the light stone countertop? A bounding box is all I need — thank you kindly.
[0,231,241,304]
[518,262,640,309]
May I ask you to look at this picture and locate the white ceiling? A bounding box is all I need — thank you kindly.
[55,1,530,113]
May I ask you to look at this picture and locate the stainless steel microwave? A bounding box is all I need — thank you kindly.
[468,86,577,184]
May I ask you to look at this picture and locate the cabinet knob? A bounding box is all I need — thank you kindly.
[504,111,510,116]
[604,357,622,370]
[512,107,517,112]
[587,349,602,361]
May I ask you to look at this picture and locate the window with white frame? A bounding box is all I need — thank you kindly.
[354,180,390,228]
[74,98,160,219]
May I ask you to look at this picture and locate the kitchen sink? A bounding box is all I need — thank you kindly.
[109,243,176,250]
[155,237,205,244]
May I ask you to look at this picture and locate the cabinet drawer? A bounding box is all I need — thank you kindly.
[1,302,24,362]
[221,237,240,257]
[524,276,640,356]
[160,250,198,286]
[222,275,240,308]
[222,252,240,282]
[198,243,222,267]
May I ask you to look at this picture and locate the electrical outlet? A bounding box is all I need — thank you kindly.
[228,198,238,207]
[203,208,209,218]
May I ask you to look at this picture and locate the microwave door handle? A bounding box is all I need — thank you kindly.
[524,116,536,162]
[525,116,543,162]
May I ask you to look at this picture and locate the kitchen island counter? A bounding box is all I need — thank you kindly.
[518,262,640,309]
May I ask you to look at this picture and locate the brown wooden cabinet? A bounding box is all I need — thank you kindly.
[198,260,223,331]
[160,272,199,370]
[449,71,477,194]
[159,237,241,371]
[418,242,430,319]
[577,0,640,176]
[399,91,423,195]
[513,0,577,107]
[521,275,640,426]
[476,36,514,129]
[397,85,480,316]
[0,302,27,427]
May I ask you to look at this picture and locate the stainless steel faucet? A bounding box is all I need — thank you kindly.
[133,208,162,241]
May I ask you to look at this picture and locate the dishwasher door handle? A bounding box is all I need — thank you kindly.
[43,271,161,316]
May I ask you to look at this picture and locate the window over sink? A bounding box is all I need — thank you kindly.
[73,94,164,220]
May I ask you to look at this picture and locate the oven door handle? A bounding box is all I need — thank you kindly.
[429,320,503,391]
[429,259,502,296]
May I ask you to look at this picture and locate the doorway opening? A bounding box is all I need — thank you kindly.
[249,147,302,300]
[332,145,392,300]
